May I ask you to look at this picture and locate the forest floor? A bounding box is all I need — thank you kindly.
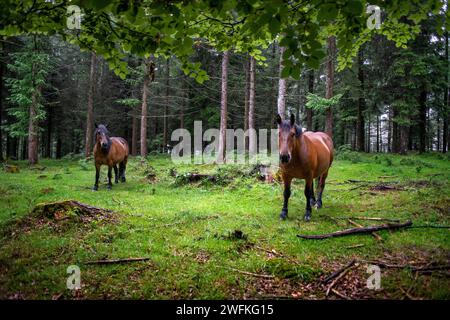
[0,152,449,300]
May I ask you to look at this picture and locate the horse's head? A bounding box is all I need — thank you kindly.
[94,123,111,152]
[276,113,302,164]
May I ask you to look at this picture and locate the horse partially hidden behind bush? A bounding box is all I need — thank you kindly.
[93,124,129,191]
[276,114,334,221]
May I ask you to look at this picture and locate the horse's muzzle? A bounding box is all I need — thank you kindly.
[280,154,290,164]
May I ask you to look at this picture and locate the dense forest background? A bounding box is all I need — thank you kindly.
[0,13,448,162]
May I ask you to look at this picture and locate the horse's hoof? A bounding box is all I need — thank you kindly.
[121,177,126,183]
[279,210,288,220]
[304,211,312,222]
[310,199,316,207]
[115,180,119,184]
[107,185,112,190]
[92,186,98,191]
[316,200,322,209]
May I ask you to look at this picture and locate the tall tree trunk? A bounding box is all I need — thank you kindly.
[181,74,187,129]
[0,40,3,161]
[248,56,256,155]
[325,36,335,137]
[28,38,40,165]
[376,115,380,153]
[356,50,365,152]
[163,58,170,152]
[418,87,427,153]
[46,105,52,158]
[367,115,371,152]
[140,59,154,157]
[388,106,392,152]
[444,30,449,153]
[217,51,229,163]
[306,70,314,131]
[437,116,441,151]
[84,52,96,158]
[244,57,250,150]
[277,46,287,118]
[270,44,277,126]
[392,107,399,153]
[131,116,138,156]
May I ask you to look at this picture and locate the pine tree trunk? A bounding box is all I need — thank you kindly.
[181,74,187,129]
[163,58,170,152]
[131,116,138,156]
[277,46,286,118]
[444,31,449,153]
[325,36,335,137]
[140,59,153,157]
[244,57,250,150]
[46,104,52,158]
[248,55,256,155]
[270,45,277,126]
[28,87,39,164]
[376,115,380,153]
[217,51,229,163]
[0,42,3,161]
[418,88,427,153]
[356,50,365,152]
[84,52,96,158]
[388,106,392,152]
[306,70,314,131]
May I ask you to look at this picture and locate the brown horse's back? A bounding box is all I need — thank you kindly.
[303,131,334,178]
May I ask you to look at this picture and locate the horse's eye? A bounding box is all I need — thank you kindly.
[291,132,295,137]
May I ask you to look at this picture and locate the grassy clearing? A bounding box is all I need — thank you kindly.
[0,152,449,299]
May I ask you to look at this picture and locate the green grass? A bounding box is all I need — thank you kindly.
[0,152,449,299]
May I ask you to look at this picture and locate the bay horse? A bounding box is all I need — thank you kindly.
[276,114,334,221]
[93,124,129,191]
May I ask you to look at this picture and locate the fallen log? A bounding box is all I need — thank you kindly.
[348,219,383,241]
[85,257,151,265]
[297,220,413,240]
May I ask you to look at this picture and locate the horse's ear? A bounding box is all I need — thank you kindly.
[290,113,295,126]
[276,114,282,125]
[94,123,98,129]
[295,124,302,137]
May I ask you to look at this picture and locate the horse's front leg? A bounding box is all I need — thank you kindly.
[280,177,292,220]
[107,166,113,190]
[304,178,313,221]
[93,163,100,191]
[113,165,119,184]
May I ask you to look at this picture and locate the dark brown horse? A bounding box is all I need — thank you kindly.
[93,124,129,191]
[276,114,334,221]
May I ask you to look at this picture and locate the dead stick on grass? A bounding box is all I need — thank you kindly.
[85,257,151,265]
[331,288,351,300]
[297,220,412,239]
[345,244,365,249]
[348,219,383,241]
[326,263,358,296]
[228,267,275,279]
[322,259,356,284]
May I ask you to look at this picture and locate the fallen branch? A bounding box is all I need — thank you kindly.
[364,260,450,272]
[297,220,412,240]
[348,219,383,242]
[330,288,351,300]
[345,244,365,249]
[228,267,275,279]
[322,259,356,284]
[85,257,151,265]
[339,216,400,223]
[326,263,358,296]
